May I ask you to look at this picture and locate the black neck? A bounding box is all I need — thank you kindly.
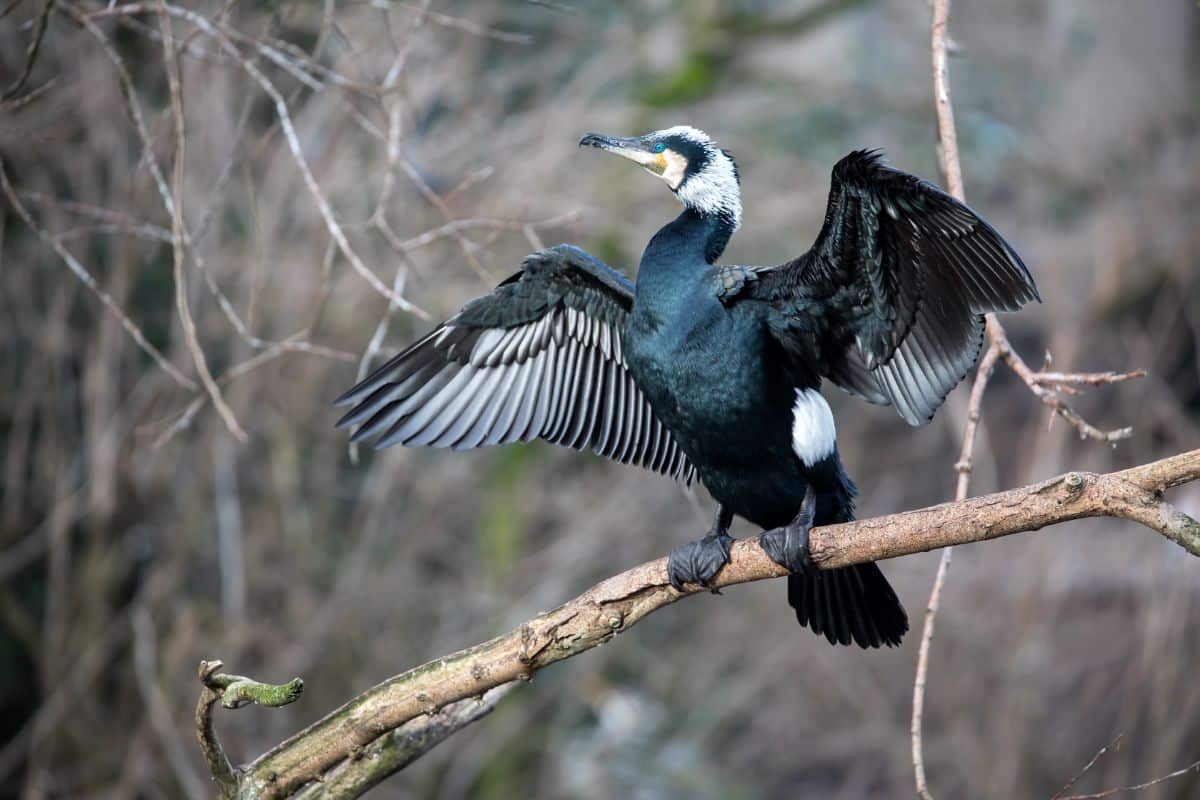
[645,207,737,266]
[632,208,737,324]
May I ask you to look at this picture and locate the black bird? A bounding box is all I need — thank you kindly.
[335,126,1039,648]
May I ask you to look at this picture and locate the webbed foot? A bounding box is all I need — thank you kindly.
[759,486,817,573]
[667,532,735,590]
[667,504,735,590]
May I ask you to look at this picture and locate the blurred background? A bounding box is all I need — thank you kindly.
[1,0,1197,797]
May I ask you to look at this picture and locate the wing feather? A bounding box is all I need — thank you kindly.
[335,245,695,482]
[734,150,1038,425]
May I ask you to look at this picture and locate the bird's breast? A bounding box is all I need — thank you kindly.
[626,298,789,464]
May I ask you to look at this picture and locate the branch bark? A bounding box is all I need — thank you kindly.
[203,450,1200,798]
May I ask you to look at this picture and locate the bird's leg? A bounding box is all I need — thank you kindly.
[759,485,817,573]
[667,504,735,590]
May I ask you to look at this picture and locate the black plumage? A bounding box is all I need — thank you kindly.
[336,128,1038,649]
[336,247,695,482]
[735,149,1038,425]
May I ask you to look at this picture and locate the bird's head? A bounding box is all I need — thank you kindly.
[579,125,741,229]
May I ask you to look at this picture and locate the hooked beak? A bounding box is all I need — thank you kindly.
[579,132,662,173]
[579,132,637,152]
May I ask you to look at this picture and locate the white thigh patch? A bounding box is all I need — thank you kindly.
[791,388,836,466]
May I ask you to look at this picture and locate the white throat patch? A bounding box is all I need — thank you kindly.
[791,388,836,466]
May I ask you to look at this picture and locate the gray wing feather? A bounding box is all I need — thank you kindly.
[335,246,695,482]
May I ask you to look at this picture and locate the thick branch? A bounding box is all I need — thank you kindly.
[227,451,1199,798]
[293,684,516,800]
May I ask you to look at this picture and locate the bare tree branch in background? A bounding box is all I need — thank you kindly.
[1,0,54,106]
[159,0,248,443]
[0,162,199,390]
[195,451,1200,798]
[1053,741,1200,800]
[912,2,1146,797]
[3,1,577,448]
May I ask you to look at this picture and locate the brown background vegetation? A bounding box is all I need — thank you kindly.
[1,1,1197,797]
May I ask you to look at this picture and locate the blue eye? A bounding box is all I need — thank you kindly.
[653,142,666,153]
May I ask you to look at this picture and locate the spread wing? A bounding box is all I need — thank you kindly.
[731,150,1039,425]
[334,245,695,482]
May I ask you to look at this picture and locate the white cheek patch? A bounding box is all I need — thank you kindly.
[675,150,742,229]
[791,388,836,466]
[661,150,688,190]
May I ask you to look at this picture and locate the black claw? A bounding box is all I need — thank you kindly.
[760,487,817,573]
[667,532,734,590]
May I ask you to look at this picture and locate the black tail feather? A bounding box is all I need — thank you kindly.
[787,562,907,648]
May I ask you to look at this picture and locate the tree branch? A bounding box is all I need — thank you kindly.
[912,340,999,798]
[0,160,198,391]
[200,450,1199,798]
[913,2,1145,795]
[195,659,305,800]
[292,684,516,800]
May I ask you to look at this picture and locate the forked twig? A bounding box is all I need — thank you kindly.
[1058,757,1200,799]
[1051,734,1123,800]
[0,161,198,390]
[912,2,1145,797]
[159,0,248,442]
[196,659,305,800]
[91,1,430,318]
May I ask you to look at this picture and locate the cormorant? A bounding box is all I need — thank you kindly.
[335,126,1039,648]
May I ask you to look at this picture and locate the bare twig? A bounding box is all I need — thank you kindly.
[67,4,258,349]
[0,160,197,390]
[72,1,327,403]
[2,0,54,102]
[91,1,429,318]
[397,156,495,283]
[1032,370,1147,388]
[210,451,1199,799]
[195,660,238,800]
[930,0,963,201]
[159,0,248,442]
[391,213,581,253]
[73,1,401,361]
[86,2,380,95]
[134,607,208,800]
[180,4,429,319]
[64,4,178,236]
[988,324,1142,443]
[911,341,999,799]
[1059,756,1200,799]
[148,333,356,450]
[0,77,55,111]
[914,3,973,794]
[391,2,533,45]
[1052,734,1123,800]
